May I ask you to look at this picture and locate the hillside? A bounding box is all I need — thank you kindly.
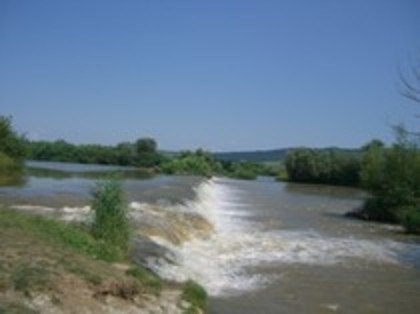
[214,147,360,163]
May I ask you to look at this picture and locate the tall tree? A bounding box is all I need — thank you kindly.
[134,138,161,168]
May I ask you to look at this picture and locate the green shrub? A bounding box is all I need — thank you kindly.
[12,264,51,296]
[359,128,420,233]
[161,150,219,177]
[0,302,39,314]
[0,116,27,163]
[285,148,360,186]
[0,116,27,185]
[362,197,399,222]
[182,280,207,313]
[126,266,162,293]
[401,205,420,234]
[91,180,130,254]
[232,167,256,180]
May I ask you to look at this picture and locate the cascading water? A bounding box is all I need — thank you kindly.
[129,178,420,297]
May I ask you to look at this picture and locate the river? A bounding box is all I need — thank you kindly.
[1,161,420,314]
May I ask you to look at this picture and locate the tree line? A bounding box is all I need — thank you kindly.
[284,148,360,186]
[27,139,270,179]
[28,138,162,168]
[284,130,420,233]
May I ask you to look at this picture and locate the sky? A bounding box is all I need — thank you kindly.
[1,0,419,151]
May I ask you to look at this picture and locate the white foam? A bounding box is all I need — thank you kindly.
[144,178,419,297]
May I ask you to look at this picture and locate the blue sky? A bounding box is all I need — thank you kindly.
[1,0,419,151]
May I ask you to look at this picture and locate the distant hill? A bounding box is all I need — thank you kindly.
[214,149,289,162]
[214,147,360,163]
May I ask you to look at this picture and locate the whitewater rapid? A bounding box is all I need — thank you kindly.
[131,178,420,296]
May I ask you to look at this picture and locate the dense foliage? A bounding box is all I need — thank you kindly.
[220,160,273,180]
[28,138,162,168]
[284,135,420,233]
[28,138,277,179]
[358,128,420,233]
[161,149,222,177]
[0,116,27,180]
[161,149,274,179]
[285,148,360,186]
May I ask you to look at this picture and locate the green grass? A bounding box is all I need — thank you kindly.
[11,263,51,297]
[182,280,207,314]
[0,208,121,262]
[0,302,39,314]
[0,204,210,312]
[63,263,103,286]
[125,266,162,294]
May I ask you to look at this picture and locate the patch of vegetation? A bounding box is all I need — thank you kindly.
[285,148,360,186]
[0,209,120,262]
[0,116,27,185]
[215,148,290,163]
[91,180,130,255]
[356,129,420,233]
[275,163,289,181]
[220,160,271,180]
[27,137,163,168]
[162,149,221,177]
[182,280,207,314]
[0,302,39,314]
[0,206,196,312]
[11,264,51,297]
[63,263,102,286]
[125,266,162,294]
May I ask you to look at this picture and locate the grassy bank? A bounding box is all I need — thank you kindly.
[0,208,207,313]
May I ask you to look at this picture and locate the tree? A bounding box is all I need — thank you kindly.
[360,139,386,190]
[285,148,360,186]
[0,116,27,181]
[359,127,420,227]
[400,60,420,104]
[161,149,221,177]
[116,142,135,165]
[0,116,27,163]
[134,138,161,168]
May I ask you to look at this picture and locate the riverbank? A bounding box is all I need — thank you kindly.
[0,208,206,314]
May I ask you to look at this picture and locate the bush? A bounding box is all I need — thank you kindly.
[182,280,207,313]
[0,116,26,184]
[125,266,162,293]
[361,197,399,222]
[401,205,420,234]
[161,150,220,177]
[91,180,130,254]
[359,128,420,233]
[12,264,51,296]
[0,116,27,163]
[285,148,360,186]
